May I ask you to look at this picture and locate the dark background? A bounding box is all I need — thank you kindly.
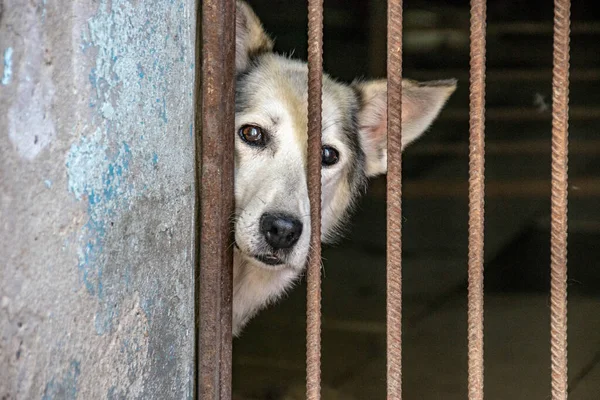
[232,1,600,398]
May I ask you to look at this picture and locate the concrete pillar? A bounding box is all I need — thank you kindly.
[1,0,196,398]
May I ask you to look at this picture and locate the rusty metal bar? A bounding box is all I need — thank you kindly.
[387,0,403,398]
[550,0,571,398]
[197,0,236,398]
[306,0,324,398]
[467,0,487,398]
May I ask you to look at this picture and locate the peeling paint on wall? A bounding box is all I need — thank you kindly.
[66,0,195,339]
[2,47,13,85]
[1,0,195,398]
[42,360,81,400]
[66,128,133,316]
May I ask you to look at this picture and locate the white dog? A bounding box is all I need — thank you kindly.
[231,1,455,335]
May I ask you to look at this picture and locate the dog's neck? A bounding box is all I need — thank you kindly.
[232,250,302,336]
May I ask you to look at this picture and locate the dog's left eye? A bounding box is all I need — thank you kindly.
[321,146,339,166]
[239,125,266,147]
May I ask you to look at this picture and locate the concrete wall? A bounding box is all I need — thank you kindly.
[1,0,196,398]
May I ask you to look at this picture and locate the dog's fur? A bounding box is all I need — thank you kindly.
[232,1,455,336]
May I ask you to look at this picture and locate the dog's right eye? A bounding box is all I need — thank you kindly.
[321,146,340,166]
[238,125,266,147]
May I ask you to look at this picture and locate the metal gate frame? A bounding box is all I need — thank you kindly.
[197,0,571,398]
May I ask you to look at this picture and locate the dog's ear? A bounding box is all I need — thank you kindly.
[353,79,456,177]
[236,1,274,72]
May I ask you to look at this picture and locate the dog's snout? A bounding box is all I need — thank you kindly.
[260,213,303,250]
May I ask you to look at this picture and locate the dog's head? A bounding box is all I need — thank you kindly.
[233,1,456,271]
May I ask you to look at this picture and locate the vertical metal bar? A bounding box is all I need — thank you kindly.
[467,0,486,399]
[306,0,323,399]
[197,0,236,398]
[550,0,570,398]
[387,0,403,398]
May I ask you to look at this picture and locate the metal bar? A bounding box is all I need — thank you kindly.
[306,0,324,398]
[387,0,403,398]
[198,0,236,398]
[467,0,487,398]
[550,0,571,398]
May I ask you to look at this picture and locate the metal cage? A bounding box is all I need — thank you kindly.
[197,0,571,398]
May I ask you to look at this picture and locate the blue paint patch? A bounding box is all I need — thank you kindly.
[141,297,152,318]
[71,5,194,376]
[42,0,48,20]
[42,360,80,400]
[66,132,132,331]
[80,31,93,54]
[94,300,118,335]
[137,62,145,79]
[2,47,13,85]
[123,263,132,290]
[71,0,197,393]
[89,68,97,88]
[140,279,160,324]
[160,97,167,123]
[107,386,118,400]
[44,179,53,188]
[168,343,176,361]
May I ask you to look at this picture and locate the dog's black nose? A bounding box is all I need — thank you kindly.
[260,213,303,250]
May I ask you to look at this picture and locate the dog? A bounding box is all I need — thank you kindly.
[231,0,455,336]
